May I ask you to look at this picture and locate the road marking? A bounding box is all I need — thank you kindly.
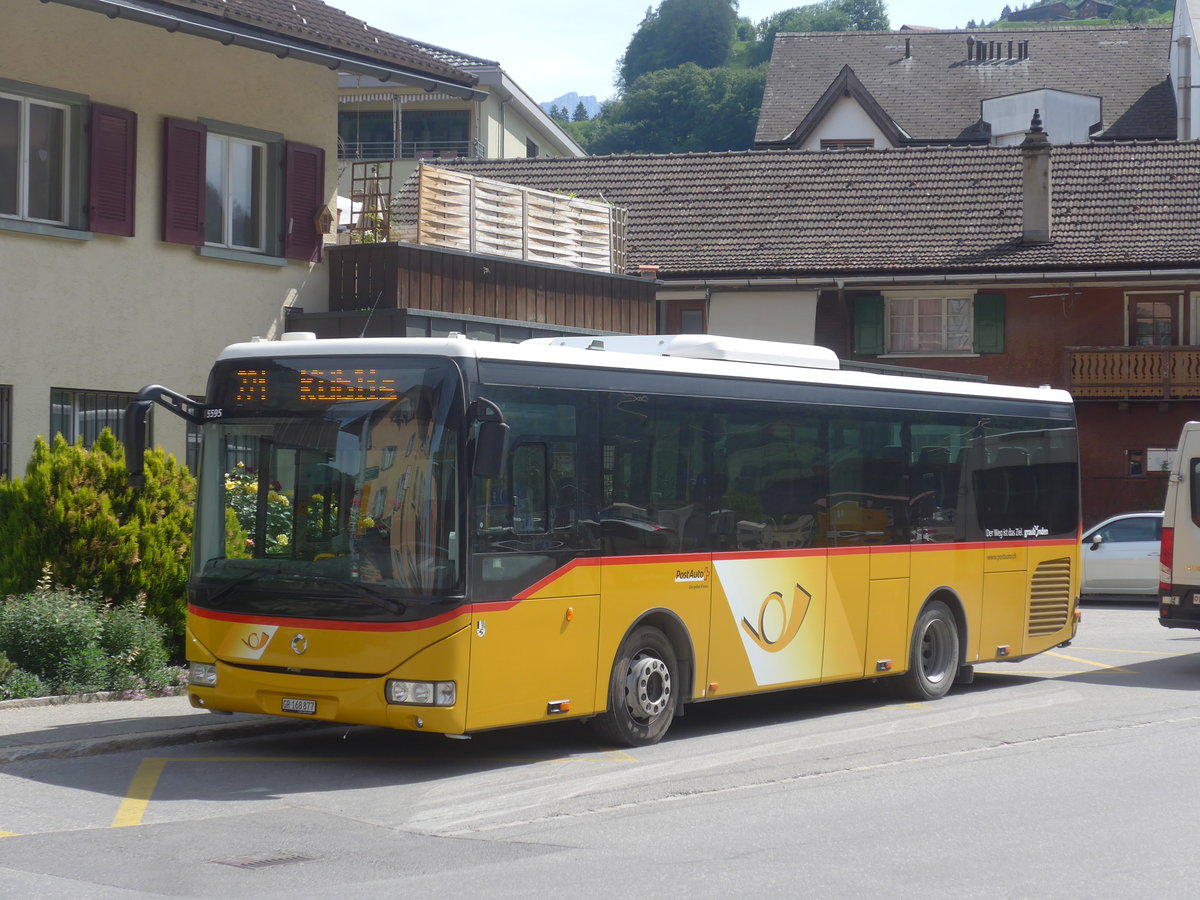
[1065,646,1177,655]
[0,831,21,838]
[110,752,636,828]
[112,758,167,828]
[1046,651,1133,673]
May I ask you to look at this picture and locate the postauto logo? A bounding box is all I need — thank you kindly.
[740,584,812,653]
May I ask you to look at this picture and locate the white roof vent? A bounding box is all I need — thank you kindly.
[280,332,317,342]
[526,334,840,370]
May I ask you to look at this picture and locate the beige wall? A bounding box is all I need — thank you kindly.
[1,3,337,473]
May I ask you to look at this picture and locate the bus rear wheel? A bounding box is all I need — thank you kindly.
[591,626,678,747]
[895,600,959,702]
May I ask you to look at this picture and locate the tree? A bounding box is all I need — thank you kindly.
[587,63,767,155]
[619,0,740,88]
[750,1,890,65]
[573,102,590,122]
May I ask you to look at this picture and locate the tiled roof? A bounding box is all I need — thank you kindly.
[146,0,477,85]
[434,142,1200,279]
[755,27,1174,145]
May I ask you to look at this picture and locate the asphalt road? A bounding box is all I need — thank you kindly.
[2,602,1198,898]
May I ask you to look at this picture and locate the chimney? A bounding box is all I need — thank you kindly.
[1020,110,1051,245]
[905,37,911,59]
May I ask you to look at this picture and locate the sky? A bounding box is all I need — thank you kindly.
[332,1,1013,105]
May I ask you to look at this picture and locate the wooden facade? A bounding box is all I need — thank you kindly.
[308,241,655,336]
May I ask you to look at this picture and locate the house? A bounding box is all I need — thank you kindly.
[396,127,1200,524]
[1007,3,1075,22]
[337,40,585,207]
[0,0,482,478]
[754,26,1175,150]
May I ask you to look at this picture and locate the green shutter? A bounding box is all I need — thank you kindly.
[853,295,885,355]
[973,293,1005,354]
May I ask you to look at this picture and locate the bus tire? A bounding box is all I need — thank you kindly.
[591,626,679,747]
[895,600,959,702]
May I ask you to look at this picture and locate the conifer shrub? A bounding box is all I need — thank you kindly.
[0,430,194,643]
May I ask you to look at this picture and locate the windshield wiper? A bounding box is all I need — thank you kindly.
[292,574,408,616]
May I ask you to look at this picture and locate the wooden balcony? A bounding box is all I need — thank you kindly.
[1067,346,1200,399]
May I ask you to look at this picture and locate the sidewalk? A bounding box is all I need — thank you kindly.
[0,693,324,764]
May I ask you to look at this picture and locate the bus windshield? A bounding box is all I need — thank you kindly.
[191,356,464,621]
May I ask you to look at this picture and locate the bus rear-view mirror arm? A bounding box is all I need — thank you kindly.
[124,385,210,488]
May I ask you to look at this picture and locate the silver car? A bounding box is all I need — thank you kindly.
[1080,511,1163,598]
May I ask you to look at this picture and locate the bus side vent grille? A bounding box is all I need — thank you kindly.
[1028,556,1071,636]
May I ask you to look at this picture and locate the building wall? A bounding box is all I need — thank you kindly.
[1,2,336,473]
[799,96,892,150]
[1172,0,1200,140]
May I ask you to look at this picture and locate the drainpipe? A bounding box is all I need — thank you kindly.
[1179,35,1192,141]
[1021,110,1051,245]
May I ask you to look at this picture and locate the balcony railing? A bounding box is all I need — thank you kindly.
[338,139,485,161]
[1067,346,1200,399]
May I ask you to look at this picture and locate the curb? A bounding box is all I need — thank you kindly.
[0,716,332,764]
[0,687,188,711]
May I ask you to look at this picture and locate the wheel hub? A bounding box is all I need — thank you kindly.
[625,652,671,719]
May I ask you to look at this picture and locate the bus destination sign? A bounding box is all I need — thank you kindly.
[233,368,400,404]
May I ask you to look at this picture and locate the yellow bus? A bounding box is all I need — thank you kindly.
[127,333,1081,746]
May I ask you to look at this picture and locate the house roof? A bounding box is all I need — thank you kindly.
[70,0,479,87]
[755,27,1175,146]
[431,142,1200,280]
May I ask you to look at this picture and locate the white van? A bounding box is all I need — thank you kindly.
[1159,421,1200,630]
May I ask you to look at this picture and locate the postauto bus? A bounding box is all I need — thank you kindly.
[126,333,1081,746]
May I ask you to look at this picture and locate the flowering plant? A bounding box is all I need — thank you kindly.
[224,461,294,554]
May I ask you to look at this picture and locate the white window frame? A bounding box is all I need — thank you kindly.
[0,90,71,226]
[205,132,267,253]
[883,292,977,357]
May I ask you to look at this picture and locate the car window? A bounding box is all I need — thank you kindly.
[1094,517,1160,543]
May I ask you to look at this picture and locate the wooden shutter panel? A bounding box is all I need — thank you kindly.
[283,141,325,262]
[973,293,1005,353]
[853,295,885,355]
[161,117,206,245]
[88,103,137,237]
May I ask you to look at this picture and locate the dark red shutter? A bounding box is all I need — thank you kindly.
[88,103,137,237]
[283,141,326,262]
[161,117,206,245]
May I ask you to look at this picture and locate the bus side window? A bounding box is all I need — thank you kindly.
[512,442,549,534]
[1190,459,1200,528]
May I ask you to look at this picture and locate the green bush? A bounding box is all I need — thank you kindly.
[0,430,194,643]
[0,584,184,699]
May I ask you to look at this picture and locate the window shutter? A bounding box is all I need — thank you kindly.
[283,141,326,262]
[88,104,137,237]
[973,293,1005,353]
[853,295,885,355]
[161,117,206,245]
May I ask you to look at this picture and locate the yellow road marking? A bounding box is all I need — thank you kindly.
[112,758,167,828]
[0,831,21,838]
[1046,651,1134,673]
[1065,646,1176,655]
[111,752,636,828]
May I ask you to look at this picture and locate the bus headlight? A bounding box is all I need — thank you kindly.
[189,662,218,687]
[386,680,456,707]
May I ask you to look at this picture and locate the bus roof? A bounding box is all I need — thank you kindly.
[216,333,1073,407]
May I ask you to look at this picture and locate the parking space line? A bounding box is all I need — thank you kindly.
[112,758,167,828]
[1046,651,1133,673]
[111,752,637,828]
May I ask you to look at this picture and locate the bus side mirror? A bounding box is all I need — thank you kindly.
[123,399,154,488]
[474,420,510,479]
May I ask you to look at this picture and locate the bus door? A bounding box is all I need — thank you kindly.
[467,430,602,731]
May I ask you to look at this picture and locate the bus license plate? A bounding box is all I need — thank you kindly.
[281,698,317,715]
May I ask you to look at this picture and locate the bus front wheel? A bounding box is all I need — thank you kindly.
[591,626,678,747]
[895,600,959,702]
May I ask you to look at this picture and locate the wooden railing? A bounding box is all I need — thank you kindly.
[1067,347,1200,399]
